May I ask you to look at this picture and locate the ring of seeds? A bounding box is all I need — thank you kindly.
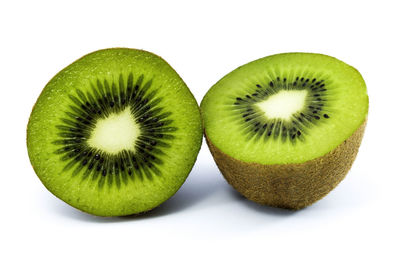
[52,72,177,188]
[233,76,330,143]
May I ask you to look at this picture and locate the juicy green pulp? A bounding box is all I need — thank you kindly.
[201,53,368,164]
[27,48,202,216]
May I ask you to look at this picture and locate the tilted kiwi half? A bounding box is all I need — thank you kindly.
[201,53,368,209]
[27,48,202,216]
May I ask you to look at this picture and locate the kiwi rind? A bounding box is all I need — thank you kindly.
[205,121,366,209]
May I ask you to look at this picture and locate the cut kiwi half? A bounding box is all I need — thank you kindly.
[27,48,202,216]
[201,53,368,209]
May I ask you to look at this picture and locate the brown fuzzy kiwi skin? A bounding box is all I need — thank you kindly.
[205,121,367,210]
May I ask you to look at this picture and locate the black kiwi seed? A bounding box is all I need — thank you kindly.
[53,73,177,188]
[233,76,329,142]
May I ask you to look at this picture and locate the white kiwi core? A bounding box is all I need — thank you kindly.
[256,90,308,120]
[87,107,141,154]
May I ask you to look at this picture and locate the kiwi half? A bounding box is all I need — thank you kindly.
[27,48,202,216]
[201,53,368,209]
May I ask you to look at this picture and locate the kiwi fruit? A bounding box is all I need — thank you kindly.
[27,48,202,216]
[201,53,368,209]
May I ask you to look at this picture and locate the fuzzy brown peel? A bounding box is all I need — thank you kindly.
[206,121,366,210]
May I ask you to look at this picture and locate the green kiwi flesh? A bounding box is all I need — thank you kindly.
[27,48,203,216]
[201,53,368,209]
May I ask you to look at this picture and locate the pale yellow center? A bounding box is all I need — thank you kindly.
[256,90,308,120]
[87,107,141,154]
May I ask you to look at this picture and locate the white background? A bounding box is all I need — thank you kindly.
[1,0,399,255]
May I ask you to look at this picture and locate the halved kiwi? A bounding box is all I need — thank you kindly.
[201,53,368,209]
[27,48,202,216]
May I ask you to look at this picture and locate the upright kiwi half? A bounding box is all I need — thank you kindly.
[27,48,202,216]
[201,53,368,209]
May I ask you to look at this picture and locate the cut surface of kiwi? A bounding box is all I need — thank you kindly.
[201,53,368,209]
[27,48,202,216]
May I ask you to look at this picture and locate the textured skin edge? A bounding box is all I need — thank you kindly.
[205,121,367,210]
